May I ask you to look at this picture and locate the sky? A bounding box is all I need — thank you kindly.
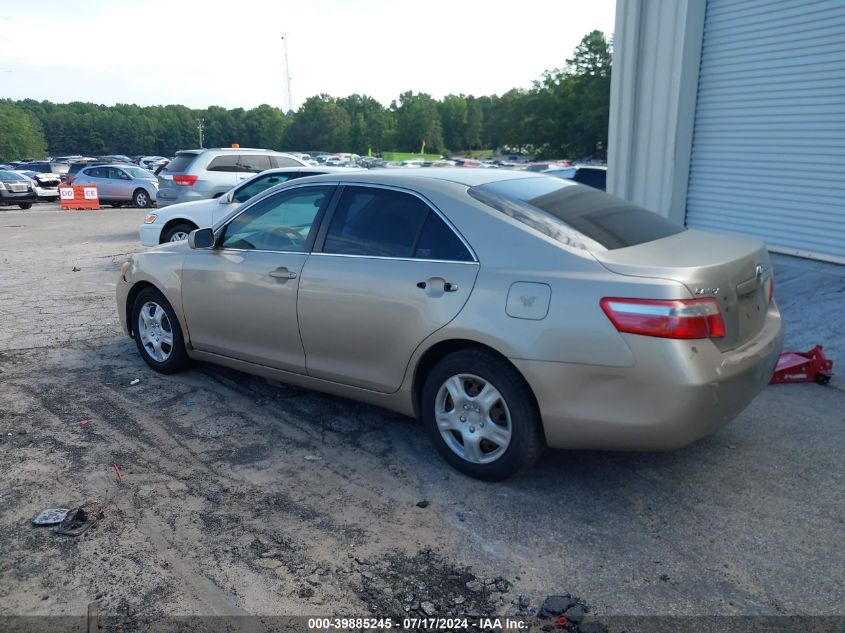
[0,0,615,110]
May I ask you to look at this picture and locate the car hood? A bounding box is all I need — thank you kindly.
[148,239,191,254]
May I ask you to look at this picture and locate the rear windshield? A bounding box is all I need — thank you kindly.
[468,177,684,251]
[0,171,25,181]
[162,153,198,174]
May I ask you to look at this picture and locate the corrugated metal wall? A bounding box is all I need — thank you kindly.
[686,0,845,264]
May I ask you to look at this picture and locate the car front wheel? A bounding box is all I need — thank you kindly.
[131,287,189,374]
[421,349,545,481]
[161,222,197,243]
[19,203,32,209]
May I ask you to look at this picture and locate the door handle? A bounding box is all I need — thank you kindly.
[416,280,458,292]
[269,267,297,279]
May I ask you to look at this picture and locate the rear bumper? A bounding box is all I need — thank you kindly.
[156,189,202,208]
[0,191,37,204]
[513,304,784,451]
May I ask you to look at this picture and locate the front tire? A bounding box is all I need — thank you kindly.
[133,189,152,208]
[421,349,545,481]
[161,222,197,243]
[131,287,189,374]
[19,203,32,209]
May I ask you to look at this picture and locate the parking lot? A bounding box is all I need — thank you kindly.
[0,203,843,626]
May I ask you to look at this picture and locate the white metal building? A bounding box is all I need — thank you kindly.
[608,0,845,264]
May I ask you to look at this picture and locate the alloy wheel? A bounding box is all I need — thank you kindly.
[137,301,173,362]
[434,373,512,464]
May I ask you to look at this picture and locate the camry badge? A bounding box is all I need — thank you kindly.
[693,287,720,296]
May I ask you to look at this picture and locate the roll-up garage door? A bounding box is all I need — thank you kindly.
[686,0,845,264]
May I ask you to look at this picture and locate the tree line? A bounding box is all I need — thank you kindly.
[0,31,610,163]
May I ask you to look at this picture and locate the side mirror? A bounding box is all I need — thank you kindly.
[188,227,215,249]
[225,190,235,204]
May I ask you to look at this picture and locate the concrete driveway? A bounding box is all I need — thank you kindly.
[0,204,842,629]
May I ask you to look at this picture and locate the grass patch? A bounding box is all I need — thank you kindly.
[380,152,444,162]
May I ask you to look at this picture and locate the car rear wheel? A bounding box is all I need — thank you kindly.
[421,349,545,481]
[133,189,152,208]
[131,287,189,374]
[18,203,32,209]
[161,222,197,243]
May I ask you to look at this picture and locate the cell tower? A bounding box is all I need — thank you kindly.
[281,33,293,114]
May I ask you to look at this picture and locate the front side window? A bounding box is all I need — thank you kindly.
[220,185,331,252]
[323,186,471,261]
[109,168,130,180]
[233,173,293,203]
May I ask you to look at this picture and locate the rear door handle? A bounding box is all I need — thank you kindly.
[269,267,297,279]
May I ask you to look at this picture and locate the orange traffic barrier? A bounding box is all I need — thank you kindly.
[59,185,100,210]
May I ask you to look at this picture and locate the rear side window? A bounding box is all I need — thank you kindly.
[573,168,607,191]
[271,155,302,167]
[469,177,684,251]
[162,153,199,174]
[414,213,473,261]
[323,186,471,261]
[206,155,240,172]
[236,154,272,173]
[84,167,108,178]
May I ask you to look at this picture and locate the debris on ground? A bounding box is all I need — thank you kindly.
[71,266,81,272]
[129,379,140,386]
[113,463,124,483]
[32,508,70,526]
[80,419,89,425]
[415,499,430,508]
[303,454,322,461]
[186,400,194,409]
[53,502,106,537]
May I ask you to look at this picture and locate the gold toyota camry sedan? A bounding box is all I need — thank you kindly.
[117,169,784,480]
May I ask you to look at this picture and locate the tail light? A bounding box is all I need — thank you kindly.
[172,174,198,186]
[601,297,726,340]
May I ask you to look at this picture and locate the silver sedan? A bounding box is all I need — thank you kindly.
[116,169,783,480]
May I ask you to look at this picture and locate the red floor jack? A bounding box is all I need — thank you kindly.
[770,345,834,385]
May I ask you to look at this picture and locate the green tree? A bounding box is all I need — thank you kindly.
[283,95,351,151]
[438,95,468,152]
[0,101,47,161]
[394,91,444,154]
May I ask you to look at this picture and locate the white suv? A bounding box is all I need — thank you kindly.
[155,148,306,208]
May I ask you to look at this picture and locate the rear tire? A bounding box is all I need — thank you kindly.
[421,348,545,481]
[131,287,190,374]
[161,222,197,243]
[18,203,32,209]
[133,189,152,208]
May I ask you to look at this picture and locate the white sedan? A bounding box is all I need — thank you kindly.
[139,166,361,246]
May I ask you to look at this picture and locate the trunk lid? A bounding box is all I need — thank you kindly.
[157,150,201,200]
[592,229,773,351]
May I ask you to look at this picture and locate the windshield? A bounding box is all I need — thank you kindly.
[469,177,684,251]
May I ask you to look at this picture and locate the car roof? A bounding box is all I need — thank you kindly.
[295,167,548,188]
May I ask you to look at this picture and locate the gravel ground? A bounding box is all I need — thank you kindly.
[0,203,843,629]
